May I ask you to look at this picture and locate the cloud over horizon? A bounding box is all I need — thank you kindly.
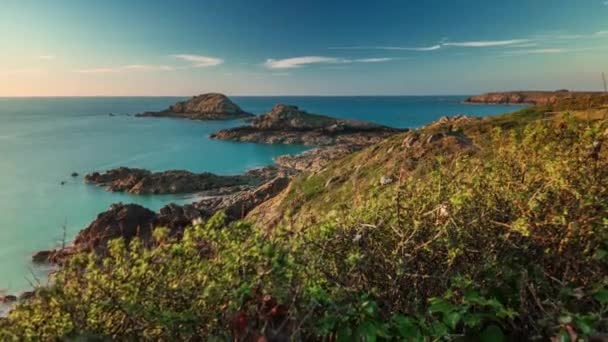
[264,56,394,69]
[442,39,531,47]
[329,45,441,51]
[171,54,224,67]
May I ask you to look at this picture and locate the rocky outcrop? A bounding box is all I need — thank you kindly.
[210,104,402,146]
[74,203,158,253]
[34,172,294,263]
[85,167,265,195]
[274,145,361,173]
[464,91,607,107]
[137,93,253,120]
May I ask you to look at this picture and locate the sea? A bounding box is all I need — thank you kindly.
[0,96,521,298]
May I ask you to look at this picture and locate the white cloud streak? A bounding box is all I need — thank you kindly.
[506,48,569,55]
[264,56,340,69]
[329,45,441,51]
[37,55,55,60]
[171,54,224,67]
[442,39,530,47]
[264,56,394,69]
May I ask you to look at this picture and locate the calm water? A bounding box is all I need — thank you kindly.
[0,96,520,295]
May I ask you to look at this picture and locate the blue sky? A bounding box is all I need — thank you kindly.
[1,0,607,96]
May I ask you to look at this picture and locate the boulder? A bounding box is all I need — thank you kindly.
[73,203,157,253]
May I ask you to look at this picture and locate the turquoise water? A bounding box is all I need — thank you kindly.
[0,96,520,293]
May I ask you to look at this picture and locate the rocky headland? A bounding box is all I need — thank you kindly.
[84,167,270,195]
[32,103,404,267]
[136,93,253,120]
[464,90,608,107]
[210,104,402,146]
[33,174,291,263]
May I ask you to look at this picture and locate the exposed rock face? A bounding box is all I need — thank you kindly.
[210,104,402,146]
[74,203,158,253]
[274,145,361,173]
[85,167,264,195]
[137,93,253,120]
[464,91,607,106]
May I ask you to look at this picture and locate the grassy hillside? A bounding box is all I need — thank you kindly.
[1,106,607,341]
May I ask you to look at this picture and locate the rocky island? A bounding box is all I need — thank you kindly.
[210,104,402,146]
[136,93,253,120]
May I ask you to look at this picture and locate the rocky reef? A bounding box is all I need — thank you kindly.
[85,167,267,195]
[136,93,253,120]
[210,104,402,146]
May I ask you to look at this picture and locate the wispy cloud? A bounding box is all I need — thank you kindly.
[329,45,441,51]
[37,55,55,60]
[264,56,340,69]
[171,54,224,67]
[264,56,394,69]
[74,64,175,74]
[503,46,604,56]
[596,30,608,36]
[354,57,393,63]
[442,39,530,47]
[507,48,569,55]
[330,40,529,51]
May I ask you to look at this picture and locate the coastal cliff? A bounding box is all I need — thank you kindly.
[137,93,253,120]
[210,104,402,146]
[465,90,608,108]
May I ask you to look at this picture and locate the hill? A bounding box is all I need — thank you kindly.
[2,103,607,340]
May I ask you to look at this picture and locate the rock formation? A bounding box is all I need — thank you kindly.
[85,167,265,195]
[464,90,608,107]
[210,104,402,146]
[137,93,253,120]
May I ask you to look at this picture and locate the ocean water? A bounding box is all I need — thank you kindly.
[0,96,521,295]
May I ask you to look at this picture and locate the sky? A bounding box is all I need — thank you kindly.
[0,0,607,96]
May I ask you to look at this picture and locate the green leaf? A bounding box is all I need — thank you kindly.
[392,315,421,338]
[430,322,448,337]
[480,325,505,342]
[357,321,378,342]
[445,311,461,330]
[593,288,608,304]
[428,298,454,315]
[463,313,482,328]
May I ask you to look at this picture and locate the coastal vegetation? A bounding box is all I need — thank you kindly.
[1,98,608,340]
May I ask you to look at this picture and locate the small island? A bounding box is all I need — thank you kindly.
[210,104,402,146]
[136,93,254,120]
